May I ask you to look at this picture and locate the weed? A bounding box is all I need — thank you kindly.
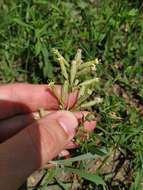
[0,0,143,189]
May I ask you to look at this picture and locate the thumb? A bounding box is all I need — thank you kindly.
[0,111,78,190]
[32,110,78,165]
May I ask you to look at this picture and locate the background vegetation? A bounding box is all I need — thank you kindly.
[0,0,143,189]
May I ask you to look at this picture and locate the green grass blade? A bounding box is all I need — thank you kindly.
[49,153,98,165]
[65,167,106,188]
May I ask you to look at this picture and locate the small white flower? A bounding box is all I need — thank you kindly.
[91,64,96,71]
[87,89,92,95]
[95,58,99,64]
[94,97,103,103]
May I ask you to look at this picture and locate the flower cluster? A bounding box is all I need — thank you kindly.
[51,48,103,111]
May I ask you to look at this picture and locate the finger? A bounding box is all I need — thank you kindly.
[27,110,78,163]
[65,141,79,149]
[0,114,35,143]
[0,110,55,143]
[59,150,70,159]
[0,84,78,119]
[33,110,96,132]
[0,110,95,143]
[0,111,78,190]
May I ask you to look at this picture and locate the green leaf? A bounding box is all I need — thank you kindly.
[12,18,33,29]
[131,169,143,190]
[35,39,42,56]
[128,9,138,16]
[42,44,53,79]
[41,168,61,186]
[77,1,88,9]
[65,167,106,188]
[35,24,48,39]
[49,153,98,165]
[33,0,48,4]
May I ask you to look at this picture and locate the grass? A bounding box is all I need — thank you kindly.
[0,0,143,189]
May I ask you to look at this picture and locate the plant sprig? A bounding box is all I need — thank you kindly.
[51,48,102,111]
[37,49,102,146]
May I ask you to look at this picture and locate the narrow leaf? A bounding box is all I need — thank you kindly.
[42,44,53,78]
[70,60,77,85]
[13,18,33,29]
[65,168,106,187]
[49,153,98,165]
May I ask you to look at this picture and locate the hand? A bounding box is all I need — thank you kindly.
[0,83,96,190]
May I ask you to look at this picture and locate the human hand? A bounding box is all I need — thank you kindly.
[0,83,96,190]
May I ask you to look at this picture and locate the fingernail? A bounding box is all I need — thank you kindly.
[58,113,78,140]
[59,150,70,158]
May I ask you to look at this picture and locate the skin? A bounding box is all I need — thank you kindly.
[0,84,96,190]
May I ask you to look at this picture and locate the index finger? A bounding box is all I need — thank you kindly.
[0,83,78,119]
